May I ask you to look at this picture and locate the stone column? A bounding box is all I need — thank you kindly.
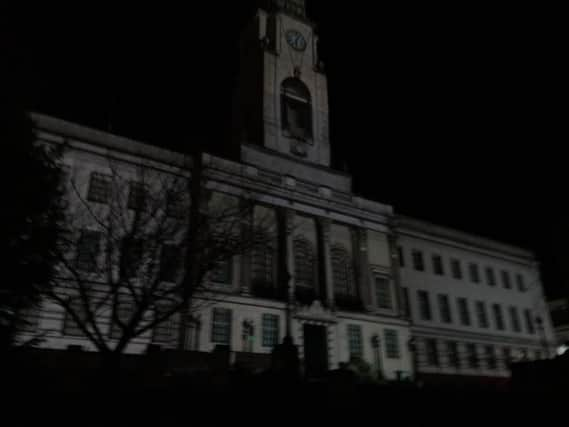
[318,218,334,309]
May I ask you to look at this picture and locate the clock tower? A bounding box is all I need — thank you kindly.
[232,0,331,168]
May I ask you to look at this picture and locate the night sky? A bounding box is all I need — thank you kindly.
[3,2,567,298]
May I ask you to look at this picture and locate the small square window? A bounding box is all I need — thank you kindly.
[87,172,112,204]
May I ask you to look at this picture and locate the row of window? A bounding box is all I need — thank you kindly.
[86,172,186,218]
[347,325,400,360]
[75,229,232,283]
[399,247,528,292]
[421,338,542,369]
[410,289,536,334]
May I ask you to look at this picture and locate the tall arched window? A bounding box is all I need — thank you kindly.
[252,231,276,286]
[281,77,313,141]
[331,244,355,296]
[294,236,316,289]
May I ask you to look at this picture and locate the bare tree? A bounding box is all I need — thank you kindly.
[46,153,274,371]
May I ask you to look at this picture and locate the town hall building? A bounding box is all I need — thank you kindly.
[21,0,554,384]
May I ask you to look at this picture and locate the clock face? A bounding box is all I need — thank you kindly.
[285,29,307,52]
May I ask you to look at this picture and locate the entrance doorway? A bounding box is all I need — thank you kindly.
[303,324,328,378]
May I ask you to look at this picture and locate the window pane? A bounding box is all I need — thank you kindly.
[418,291,432,321]
[412,250,424,271]
[432,255,444,276]
[87,172,111,204]
[426,339,439,366]
[485,267,496,287]
[262,314,280,348]
[458,298,470,326]
[384,329,400,359]
[469,263,480,283]
[211,308,232,345]
[438,294,452,323]
[75,230,101,272]
[332,244,355,296]
[348,324,363,359]
[451,259,462,280]
[375,276,392,310]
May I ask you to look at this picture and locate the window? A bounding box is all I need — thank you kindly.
[485,345,497,370]
[347,324,363,359]
[457,298,471,326]
[447,341,460,368]
[432,255,444,276]
[75,230,101,272]
[127,181,148,210]
[109,296,134,339]
[294,237,316,290]
[281,77,312,141]
[475,301,489,329]
[402,287,411,317]
[398,246,405,268]
[450,258,462,280]
[516,274,526,292]
[524,309,535,334]
[252,232,276,287]
[509,306,521,332]
[469,263,480,283]
[467,343,479,368]
[87,172,111,204]
[438,294,452,324]
[418,290,432,321]
[375,276,393,310]
[501,270,511,289]
[211,259,233,286]
[120,238,144,279]
[152,306,178,344]
[534,350,542,360]
[412,250,424,271]
[62,297,87,337]
[211,308,232,345]
[331,244,355,296]
[262,314,280,348]
[384,329,400,359]
[166,190,186,219]
[426,339,439,366]
[492,304,505,331]
[485,267,496,287]
[160,244,181,283]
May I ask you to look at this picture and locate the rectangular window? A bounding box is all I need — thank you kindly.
[457,298,471,326]
[166,190,186,219]
[438,294,452,324]
[426,339,439,366]
[432,255,444,276]
[262,314,280,348]
[384,329,400,359]
[152,306,178,344]
[375,276,393,310]
[127,181,148,210]
[398,246,405,268]
[121,238,144,279]
[476,301,489,329]
[211,259,233,286]
[516,274,526,292]
[75,230,101,272]
[524,309,535,334]
[347,324,363,359]
[451,258,463,280]
[62,297,87,337]
[467,343,479,369]
[211,308,232,345]
[502,270,512,289]
[446,341,460,368]
[469,263,480,283]
[509,306,521,332]
[485,345,497,370]
[109,296,134,339]
[160,244,181,283]
[402,287,411,317]
[418,290,432,321]
[412,250,424,271]
[87,172,111,204]
[485,267,496,287]
[492,303,505,330]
